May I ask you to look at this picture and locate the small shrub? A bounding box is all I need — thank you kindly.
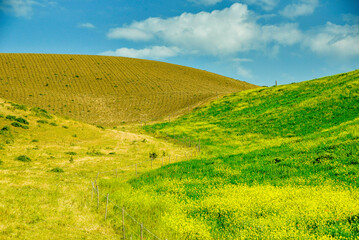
[50,122,58,126]
[16,155,31,162]
[72,134,77,137]
[37,120,48,124]
[0,114,4,118]
[0,159,3,165]
[31,107,52,119]
[0,126,10,132]
[51,167,64,173]
[11,122,22,128]
[11,122,29,129]
[10,103,27,111]
[65,152,77,155]
[6,115,17,121]
[15,117,29,125]
[69,157,74,163]
[109,152,116,155]
[149,152,158,160]
[31,139,39,143]
[86,148,104,156]
[96,125,105,130]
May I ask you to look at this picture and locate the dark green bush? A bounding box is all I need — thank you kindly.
[50,122,58,126]
[50,167,64,173]
[0,126,10,132]
[15,117,29,125]
[11,122,29,129]
[16,155,31,162]
[6,115,17,121]
[149,152,158,160]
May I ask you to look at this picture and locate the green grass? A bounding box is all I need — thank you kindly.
[98,70,359,239]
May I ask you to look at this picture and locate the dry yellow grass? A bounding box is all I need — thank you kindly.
[0,98,192,239]
[0,53,258,126]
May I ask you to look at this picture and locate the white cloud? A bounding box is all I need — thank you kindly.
[78,23,96,29]
[188,0,223,5]
[281,0,318,19]
[107,27,153,41]
[107,3,302,56]
[241,0,279,11]
[0,0,38,18]
[237,65,253,79]
[305,22,359,57]
[99,46,180,60]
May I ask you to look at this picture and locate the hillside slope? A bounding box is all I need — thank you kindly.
[0,98,190,239]
[99,70,359,239]
[0,53,258,126]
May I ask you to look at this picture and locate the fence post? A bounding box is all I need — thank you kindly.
[91,181,94,201]
[140,223,143,240]
[122,208,126,240]
[105,193,109,220]
[135,164,137,176]
[162,156,164,167]
[198,139,201,152]
[151,159,153,169]
[97,183,100,209]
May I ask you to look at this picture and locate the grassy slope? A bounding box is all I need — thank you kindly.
[0,53,258,126]
[0,99,190,239]
[100,70,359,239]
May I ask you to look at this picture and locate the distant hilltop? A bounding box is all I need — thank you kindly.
[0,53,258,126]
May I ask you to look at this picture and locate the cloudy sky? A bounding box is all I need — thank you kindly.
[0,0,358,86]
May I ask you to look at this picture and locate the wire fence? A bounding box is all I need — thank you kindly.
[90,145,201,240]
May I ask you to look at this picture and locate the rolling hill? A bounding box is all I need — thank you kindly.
[0,53,258,126]
[99,69,359,239]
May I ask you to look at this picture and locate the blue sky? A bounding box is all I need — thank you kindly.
[0,0,358,86]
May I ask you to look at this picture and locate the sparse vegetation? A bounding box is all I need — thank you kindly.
[11,122,29,129]
[65,151,77,155]
[16,155,31,162]
[37,119,48,124]
[149,152,158,160]
[10,102,27,110]
[15,117,29,125]
[50,167,64,173]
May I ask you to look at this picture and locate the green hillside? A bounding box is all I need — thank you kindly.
[99,70,359,239]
